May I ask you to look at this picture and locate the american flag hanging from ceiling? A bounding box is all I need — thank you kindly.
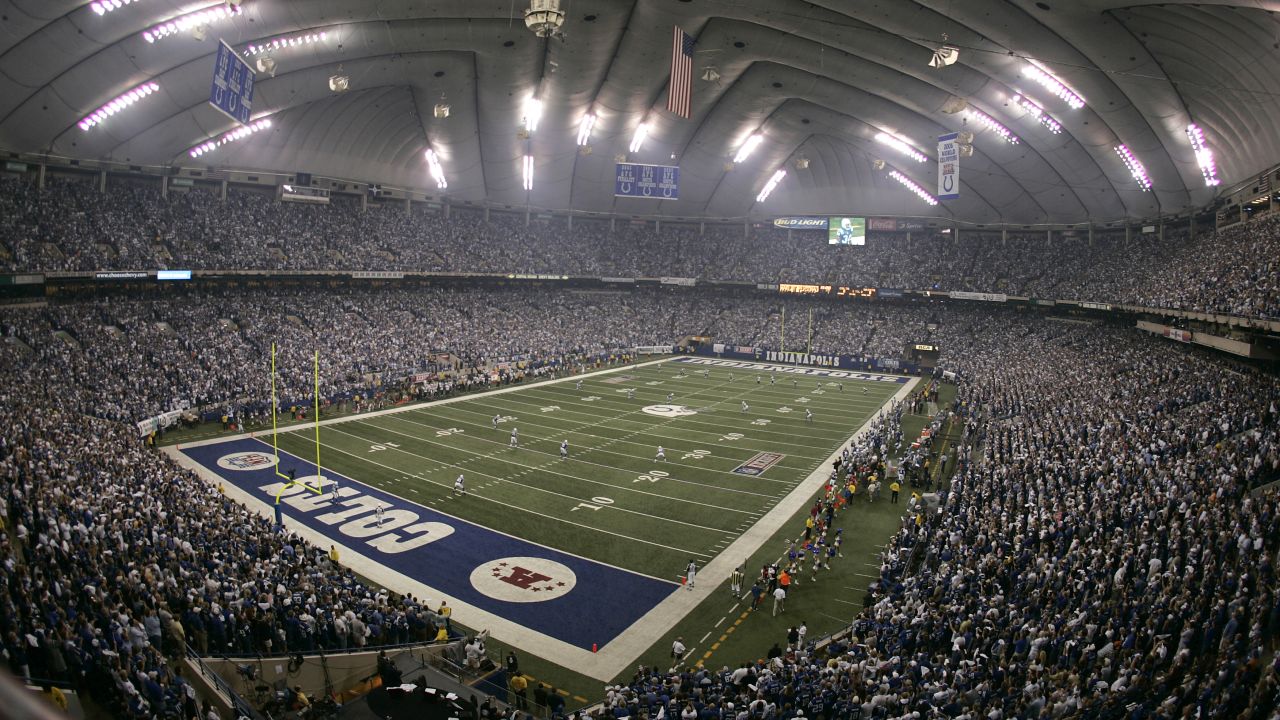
[667,26,695,119]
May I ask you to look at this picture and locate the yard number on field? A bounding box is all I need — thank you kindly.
[368,442,401,452]
[634,470,670,484]
[682,449,710,460]
[436,428,465,437]
[571,496,615,512]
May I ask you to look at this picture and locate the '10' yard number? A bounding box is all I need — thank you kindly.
[571,496,615,512]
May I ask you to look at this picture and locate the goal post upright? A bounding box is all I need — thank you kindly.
[269,342,323,507]
[314,349,322,489]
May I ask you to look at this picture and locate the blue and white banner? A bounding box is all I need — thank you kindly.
[209,40,255,124]
[615,163,680,199]
[675,355,914,381]
[937,132,959,200]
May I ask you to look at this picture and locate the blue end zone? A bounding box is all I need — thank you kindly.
[179,437,675,650]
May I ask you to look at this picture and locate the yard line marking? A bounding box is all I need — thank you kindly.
[853,572,879,580]
[699,631,711,643]
[832,598,860,605]
[439,394,837,467]
[729,603,739,613]
[332,422,758,521]
[275,436,713,560]
[326,425,733,533]
[416,403,818,477]
[713,616,726,628]
[359,416,781,504]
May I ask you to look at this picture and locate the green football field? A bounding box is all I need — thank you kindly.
[269,357,905,581]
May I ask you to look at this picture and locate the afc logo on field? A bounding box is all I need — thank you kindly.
[470,557,577,603]
[217,451,279,471]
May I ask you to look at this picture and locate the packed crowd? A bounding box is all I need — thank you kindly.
[1,286,942,423]
[0,400,463,717]
[2,175,1278,319]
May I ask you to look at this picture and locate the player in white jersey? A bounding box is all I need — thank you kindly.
[576,379,582,391]
[666,392,674,402]
[510,427,519,447]
[627,388,635,400]
[492,414,500,430]
[769,374,775,385]
[560,439,568,459]
[454,474,465,495]
[685,560,697,590]
[375,504,385,528]
[656,445,666,462]
[805,408,813,423]
[702,368,709,379]
[742,401,749,413]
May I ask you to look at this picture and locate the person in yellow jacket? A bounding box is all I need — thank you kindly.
[510,672,529,710]
[890,480,901,504]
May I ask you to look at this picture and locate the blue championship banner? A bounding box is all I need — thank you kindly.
[209,40,255,124]
[615,163,679,199]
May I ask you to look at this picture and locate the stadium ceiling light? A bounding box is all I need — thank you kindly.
[522,96,542,133]
[888,169,939,206]
[756,168,786,202]
[188,117,273,157]
[1023,60,1085,110]
[244,31,328,56]
[425,148,448,190]
[576,112,596,146]
[522,154,534,190]
[90,0,140,15]
[1186,124,1220,187]
[962,108,1019,145]
[733,133,764,163]
[873,131,927,163]
[1114,144,1152,191]
[78,81,160,131]
[1010,93,1062,134]
[143,3,243,43]
[629,122,650,153]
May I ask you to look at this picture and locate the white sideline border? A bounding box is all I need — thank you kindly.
[164,356,918,681]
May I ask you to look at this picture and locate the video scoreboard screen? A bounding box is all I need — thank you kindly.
[828,217,866,245]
